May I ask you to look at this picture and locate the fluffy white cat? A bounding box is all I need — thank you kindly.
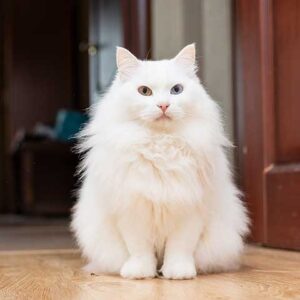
[71,44,249,280]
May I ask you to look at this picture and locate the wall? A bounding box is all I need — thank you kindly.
[151,0,185,60]
[199,0,233,144]
[152,0,234,149]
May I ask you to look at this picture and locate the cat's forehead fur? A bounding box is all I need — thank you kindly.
[133,60,188,87]
[116,44,197,84]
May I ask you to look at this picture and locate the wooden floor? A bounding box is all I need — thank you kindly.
[0,246,300,300]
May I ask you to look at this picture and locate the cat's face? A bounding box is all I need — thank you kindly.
[116,45,201,128]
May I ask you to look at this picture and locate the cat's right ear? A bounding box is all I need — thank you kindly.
[173,44,197,76]
[116,47,140,81]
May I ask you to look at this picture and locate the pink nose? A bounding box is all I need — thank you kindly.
[157,104,170,113]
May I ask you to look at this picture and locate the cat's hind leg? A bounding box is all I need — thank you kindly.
[83,222,129,275]
[72,209,128,275]
[194,223,244,274]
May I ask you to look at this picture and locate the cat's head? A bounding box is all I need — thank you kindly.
[114,44,206,129]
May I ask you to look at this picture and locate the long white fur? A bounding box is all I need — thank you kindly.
[71,44,249,280]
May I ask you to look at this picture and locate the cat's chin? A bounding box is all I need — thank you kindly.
[147,117,178,132]
[155,114,172,121]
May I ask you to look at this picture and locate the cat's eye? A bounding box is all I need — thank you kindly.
[170,84,183,95]
[138,86,152,96]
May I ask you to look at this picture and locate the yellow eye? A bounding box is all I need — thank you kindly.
[138,86,152,96]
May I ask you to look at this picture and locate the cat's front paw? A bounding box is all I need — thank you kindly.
[120,255,157,279]
[161,259,196,280]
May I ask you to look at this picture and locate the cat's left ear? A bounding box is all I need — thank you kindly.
[116,47,140,81]
[173,44,197,75]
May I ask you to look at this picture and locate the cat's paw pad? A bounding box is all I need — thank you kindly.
[161,260,196,280]
[120,256,156,279]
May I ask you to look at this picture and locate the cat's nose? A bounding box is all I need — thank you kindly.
[157,104,170,113]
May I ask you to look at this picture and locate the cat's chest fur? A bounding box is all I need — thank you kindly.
[122,133,203,205]
[136,134,195,170]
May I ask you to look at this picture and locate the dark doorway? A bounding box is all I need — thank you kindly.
[0,0,151,223]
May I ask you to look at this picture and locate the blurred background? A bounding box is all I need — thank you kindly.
[0,0,299,252]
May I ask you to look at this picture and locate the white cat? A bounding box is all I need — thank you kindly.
[71,44,249,280]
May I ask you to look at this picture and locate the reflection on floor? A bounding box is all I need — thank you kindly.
[0,215,75,250]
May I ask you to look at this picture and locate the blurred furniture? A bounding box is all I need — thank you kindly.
[14,138,77,215]
[55,110,89,142]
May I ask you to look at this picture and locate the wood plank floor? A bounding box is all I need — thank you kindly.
[0,246,300,300]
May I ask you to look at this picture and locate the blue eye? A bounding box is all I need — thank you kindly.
[170,84,183,95]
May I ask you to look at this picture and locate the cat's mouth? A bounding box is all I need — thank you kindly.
[156,114,172,121]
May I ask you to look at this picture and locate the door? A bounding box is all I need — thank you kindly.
[88,0,124,103]
[1,0,77,212]
[235,0,300,249]
[78,0,151,104]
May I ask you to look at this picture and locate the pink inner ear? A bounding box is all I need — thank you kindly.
[116,47,140,80]
[174,44,196,69]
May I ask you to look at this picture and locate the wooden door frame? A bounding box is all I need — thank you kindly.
[233,0,275,243]
[0,0,5,212]
[78,0,151,107]
[121,0,151,59]
[0,0,13,212]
